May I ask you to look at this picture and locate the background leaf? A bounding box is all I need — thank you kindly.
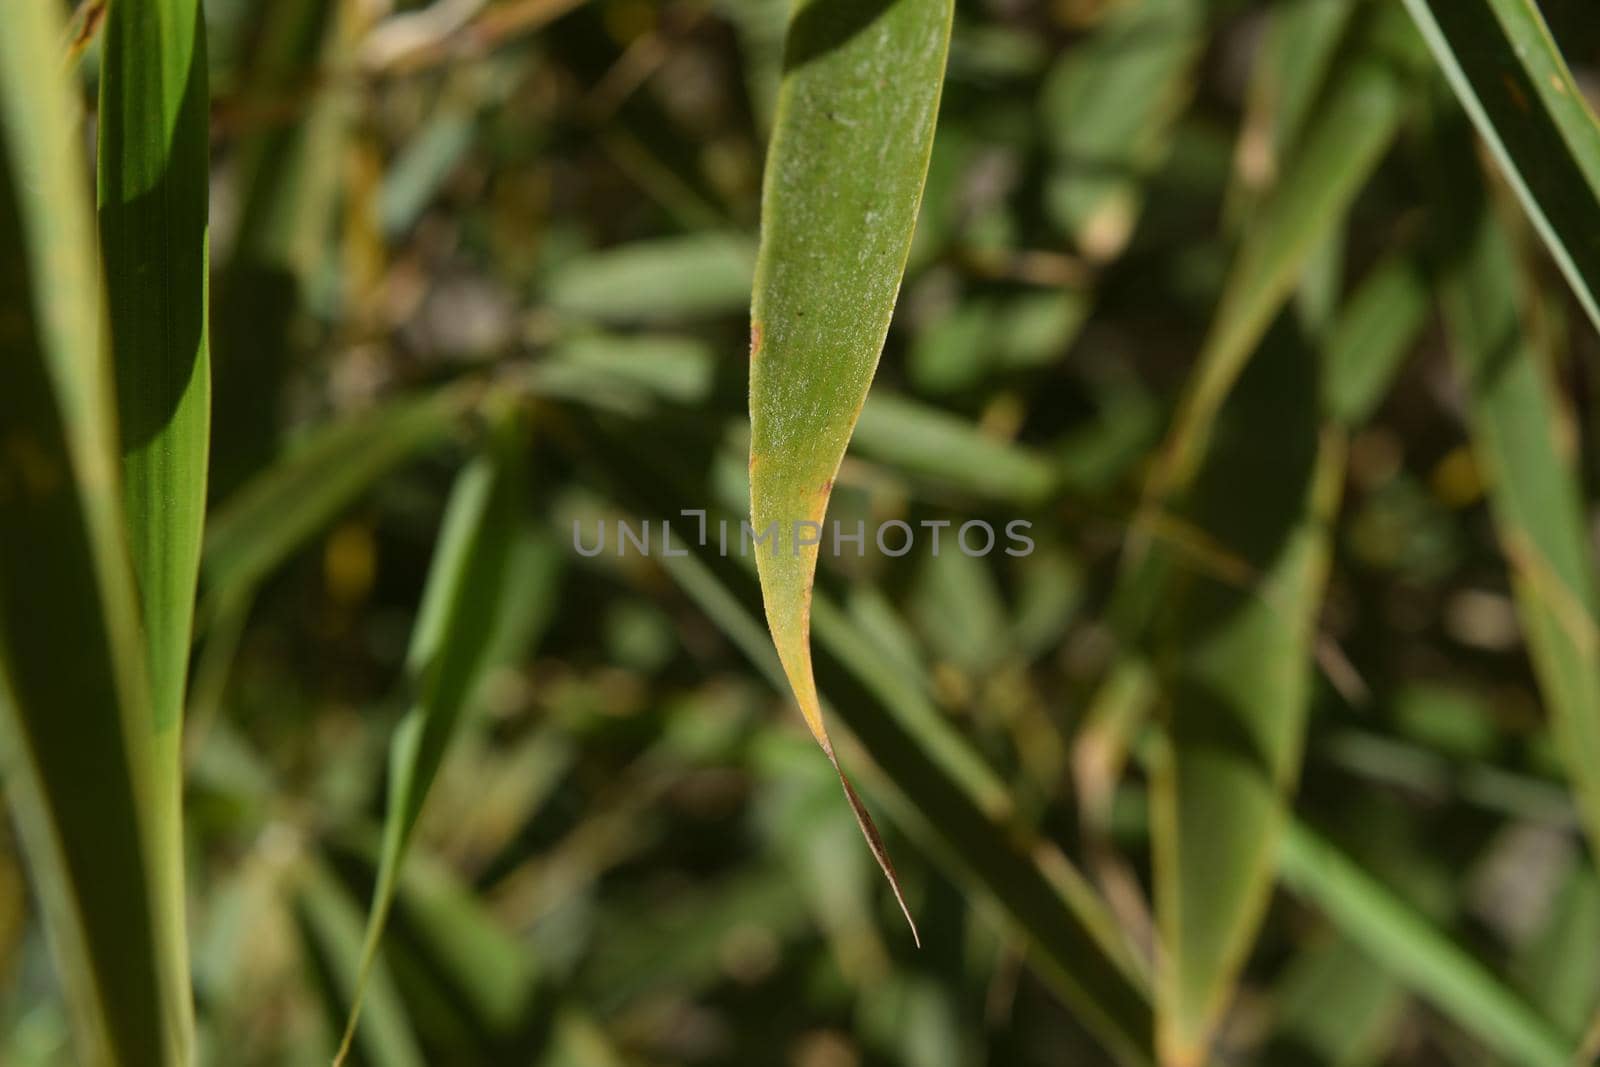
[1279,822,1571,1067]
[336,409,528,1062]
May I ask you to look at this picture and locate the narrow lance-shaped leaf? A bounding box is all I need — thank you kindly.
[1146,3,1422,500]
[1226,0,1354,222]
[98,0,211,754]
[295,861,426,1067]
[1150,324,1345,1067]
[749,0,954,942]
[1279,822,1571,1067]
[1430,120,1600,875]
[0,2,189,1062]
[1399,0,1600,334]
[97,0,211,1024]
[1322,245,1430,427]
[335,409,527,1064]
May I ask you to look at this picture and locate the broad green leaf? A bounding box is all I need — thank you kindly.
[1279,822,1571,1067]
[335,412,527,1063]
[294,861,425,1067]
[1041,0,1205,261]
[201,386,473,612]
[1151,4,1422,496]
[97,0,211,1023]
[1400,0,1600,334]
[748,0,954,940]
[0,3,189,1061]
[1150,327,1344,1066]
[1432,135,1600,879]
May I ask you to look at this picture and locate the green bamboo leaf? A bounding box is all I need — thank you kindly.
[98,0,211,751]
[1431,129,1600,879]
[1040,0,1205,261]
[1152,3,1422,496]
[335,412,527,1064]
[201,386,474,613]
[548,232,756,322]
[852,392,1058,504]
[1227,0,1353,222]
[1323,249,1430,427]
[1279,822,1572,1067]
[1400,0,1600,334]
[1150,327,1344,1066]
[0,2,190,1062]
[96,0,211,1031]
[748,0,954,941]
[294,861,425,1067]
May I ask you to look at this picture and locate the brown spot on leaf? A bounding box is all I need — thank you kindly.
[1503,73,1529,112]
[749,321,763,360]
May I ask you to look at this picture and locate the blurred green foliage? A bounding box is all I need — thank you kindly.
[2,0,1600,1065]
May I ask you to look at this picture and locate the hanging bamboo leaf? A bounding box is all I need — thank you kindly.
[335,410,527,1064]
[748,0,954,940]
[1400,0,1600,334]
[0,1,190,1061]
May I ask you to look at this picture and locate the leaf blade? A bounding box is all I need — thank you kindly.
[749,0,955,939]
[1400,0,1600,334]
[1431,123,1600,881]
[0,3,190,1060]
[334,411,528,1063]
[1151,328,1345,1065]
[1279,822,1572,1067]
